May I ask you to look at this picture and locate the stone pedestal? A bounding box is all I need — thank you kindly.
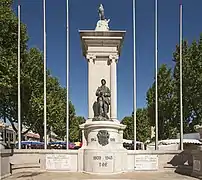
[79,121,127,174]
[79,30,125,121]
[195,125,202,141]
[191,150,202,178]
[79,23,126,174]
[191,126,202,178]
[0,150,12,179]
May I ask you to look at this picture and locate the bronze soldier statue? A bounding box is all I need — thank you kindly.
[98,4,105,20]
[94,79,111,120]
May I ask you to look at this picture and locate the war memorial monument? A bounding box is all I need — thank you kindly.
[77,4,128,173]
[2,3,202,179]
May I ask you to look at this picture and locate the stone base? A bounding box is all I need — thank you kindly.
[92,116,113,122]
[79,120,126,174]
[175,165,192,176]
[0,149,12,179]
[82,148,127,174]
[191,150,202,178]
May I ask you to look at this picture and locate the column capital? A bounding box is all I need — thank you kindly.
[86,53,96,63]
[109,54,119,63]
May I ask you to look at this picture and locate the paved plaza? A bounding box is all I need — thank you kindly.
[4,168,197,180]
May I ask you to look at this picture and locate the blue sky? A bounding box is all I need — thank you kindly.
[12,0,202,120]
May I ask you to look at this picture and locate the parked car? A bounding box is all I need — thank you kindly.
[48,141,75,149]
[69,142,75,149]
[74,142,82,149]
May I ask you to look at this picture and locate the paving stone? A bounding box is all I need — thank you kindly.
[4,168,197,180]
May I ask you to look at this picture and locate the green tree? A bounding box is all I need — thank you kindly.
[146,64,177,140]
[121,108,150,142]
[21,48,44,139]
[28,66,77,141]
[0,0,28,133]
[173,36,202,133]
[69,116,85,142]
[121,116,133,140]
[52,100,77,141]
[135,108,151,142]
[0,1,79,142]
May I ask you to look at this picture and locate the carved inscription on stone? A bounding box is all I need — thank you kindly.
[110,138,115,142]
[105,155,113,160]
[46,154,71,170]
[91,138,96,142]
[193,160,201,171]
[92,155,113,168]
[134,155,158,170]
[93,156,101,160]
[99,162,107,167]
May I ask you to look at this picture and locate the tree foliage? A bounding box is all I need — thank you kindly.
[121,108,150,142]
[69,116,85,142]
[147,64,177,140]
[146,34,202,140]
[0,0,28,132]
[173,37,202,132]
[4,0,202,143]
[0,1,81,141]
[121,116,133,140]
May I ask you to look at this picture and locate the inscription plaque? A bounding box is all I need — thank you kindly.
[135,155,158,171]
[193,160,201,171]
[99,162,108,167]
[92,154,113,170]
[46,154,71,170]
[105,155,113,160]
[93,156,101,160]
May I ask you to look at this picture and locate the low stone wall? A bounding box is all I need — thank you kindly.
[191,149,202,178]
[11,149,42,165]
[40,150,78,172]
[10,149,191,173]
[127,150,185,172]
[0,149,12,179]
[11,149,78,171]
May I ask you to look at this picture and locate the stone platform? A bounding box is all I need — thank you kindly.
[79,121,127,174]
[10,149,187,173]
[5,169,197,180]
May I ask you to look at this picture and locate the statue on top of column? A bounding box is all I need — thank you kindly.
[98,4,105,20]
[93,79,112,121]
[95,4,110,31]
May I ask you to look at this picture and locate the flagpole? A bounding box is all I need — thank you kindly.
[66,0,69,150]
[133,0,137,150]
[155,0,158,150]
[17,4,21,149]
[43,0,47,149]
[179,2,183,150]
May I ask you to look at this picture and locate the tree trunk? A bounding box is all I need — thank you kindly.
[39,131,44,142]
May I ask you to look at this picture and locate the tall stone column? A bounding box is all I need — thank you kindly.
[109,54,118,120]
[86,53,96,119]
